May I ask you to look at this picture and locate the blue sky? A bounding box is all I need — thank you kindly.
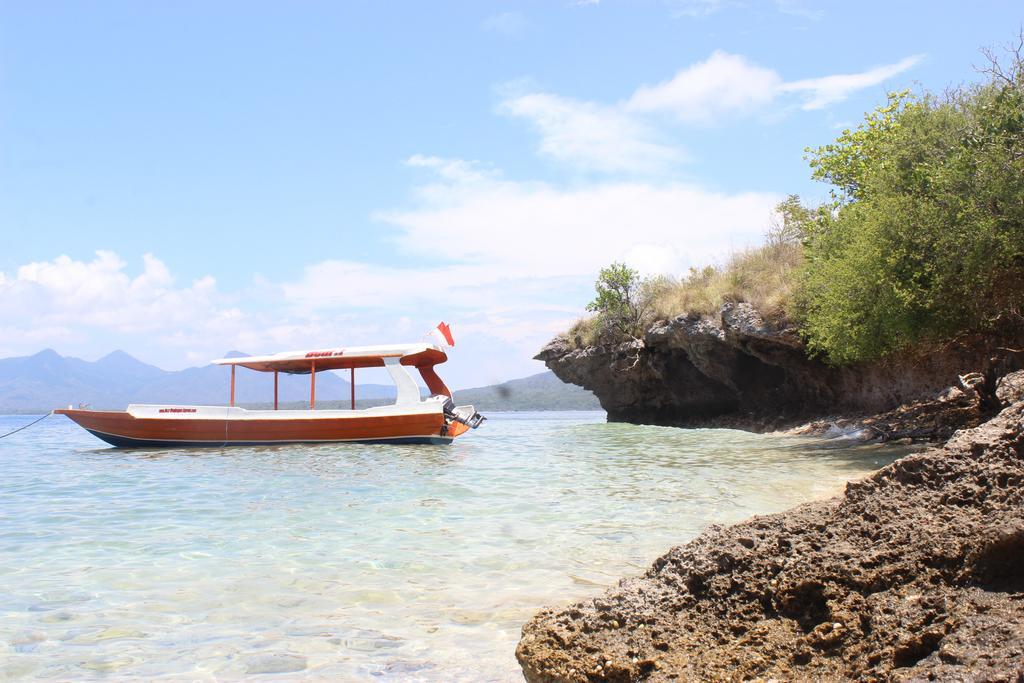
[1,1,1021,388]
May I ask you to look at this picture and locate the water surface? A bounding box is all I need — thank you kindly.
[0,411,911,680]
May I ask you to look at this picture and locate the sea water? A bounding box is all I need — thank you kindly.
[0,411,912,680]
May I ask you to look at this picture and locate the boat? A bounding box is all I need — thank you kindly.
[55,337,485,448]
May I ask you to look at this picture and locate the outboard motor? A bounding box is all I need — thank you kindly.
[443,398,486,429]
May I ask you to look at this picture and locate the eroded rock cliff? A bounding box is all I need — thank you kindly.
[537,304,1022,437]
[516,400,1024,682]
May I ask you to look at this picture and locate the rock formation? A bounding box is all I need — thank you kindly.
[517,400,1024,682]
[537,304,1023,437]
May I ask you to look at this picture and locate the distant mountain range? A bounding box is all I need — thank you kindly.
[0,349,600,413]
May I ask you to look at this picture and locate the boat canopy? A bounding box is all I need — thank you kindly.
[210,343,447,374]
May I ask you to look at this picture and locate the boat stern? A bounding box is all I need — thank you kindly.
[443,400,486,438]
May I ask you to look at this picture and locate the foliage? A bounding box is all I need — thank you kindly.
[797,41,1024,364]
[767,194,819,246]
[806,91,915,204]
[585,262,652,341]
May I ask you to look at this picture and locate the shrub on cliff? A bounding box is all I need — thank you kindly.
[797,46,1024,364]
[584,262,658,342]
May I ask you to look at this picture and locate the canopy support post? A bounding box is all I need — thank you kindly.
[310,360,316,410]
[230,365,236,407]
[351,367,355,410]
[274,371,279,410]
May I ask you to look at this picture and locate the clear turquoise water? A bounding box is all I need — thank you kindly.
[0,411,909,680]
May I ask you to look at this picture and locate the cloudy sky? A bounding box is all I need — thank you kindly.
[1,1,1019,388]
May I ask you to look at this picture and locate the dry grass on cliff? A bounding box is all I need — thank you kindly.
[566,316,602,347]
[565,241,804,349]
[651,240,802,321]
[649,241,803,322]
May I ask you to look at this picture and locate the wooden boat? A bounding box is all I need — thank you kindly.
[55,340,485,448]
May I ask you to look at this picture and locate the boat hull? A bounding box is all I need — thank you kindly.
[55,407,461,448]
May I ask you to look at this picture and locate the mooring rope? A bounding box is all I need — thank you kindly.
[0,412,52,440]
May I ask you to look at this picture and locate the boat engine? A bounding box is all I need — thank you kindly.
[443,398,486,429]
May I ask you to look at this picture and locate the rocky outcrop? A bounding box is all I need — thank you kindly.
[517,401,1024,682]
[537,304,1023,435]
[997,370,1024,407]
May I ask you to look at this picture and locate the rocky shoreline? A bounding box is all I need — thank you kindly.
[783,368,1022,444]
[537,304,1023,442]
[521,312,1024,681]
[516,399,1024,681]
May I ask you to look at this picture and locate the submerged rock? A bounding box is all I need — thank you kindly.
[517,401,1024,681]
[244,653,307,675]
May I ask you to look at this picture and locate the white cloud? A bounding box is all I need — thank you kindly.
[482,11,527,35]
[405,154,496,184]
[774,0,823,20]
[0,251,230,335]
[498,51,922,174]
[666,0,822,19]
[499,92,684,173]
[267,157,780,374]
[280,258,590,342]
[779,55,925,109]
[282,260,498,310]
[627,50,922,119]
[378,155,778,277]
[0,251,269,367]
[622,243,688,277]
[666,0,725,17]
[0,248,591,383]
[626,50,782,123]
[275,257,593,385]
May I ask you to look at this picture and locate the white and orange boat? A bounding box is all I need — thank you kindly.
[55,336,484,448]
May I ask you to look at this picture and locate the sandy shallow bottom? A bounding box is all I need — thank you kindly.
[0,411,912,681]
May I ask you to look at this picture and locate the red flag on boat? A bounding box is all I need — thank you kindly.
[429,321,456,348]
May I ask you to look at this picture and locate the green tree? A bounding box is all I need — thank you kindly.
[806,91,915,205]
[795,41,1024,364]
[586,262,650,340]
[766,194,817,247]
